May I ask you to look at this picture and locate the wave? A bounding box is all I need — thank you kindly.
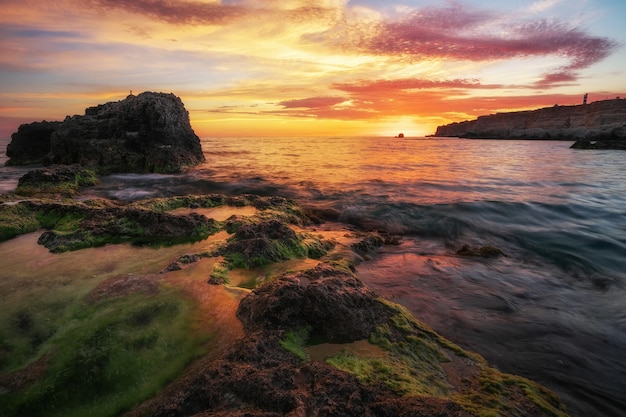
[334,199,626,287]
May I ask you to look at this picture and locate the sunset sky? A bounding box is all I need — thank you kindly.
[1,0,625,138]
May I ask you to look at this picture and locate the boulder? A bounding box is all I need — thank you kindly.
[237,263,393,343]
[5,92,205,173]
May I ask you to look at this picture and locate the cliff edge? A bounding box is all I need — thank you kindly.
[5,92,205,173]
[433,99,626,142]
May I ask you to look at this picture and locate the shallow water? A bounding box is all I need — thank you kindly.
[2,136,626,416]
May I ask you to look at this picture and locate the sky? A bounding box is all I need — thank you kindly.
[1,0,625,138]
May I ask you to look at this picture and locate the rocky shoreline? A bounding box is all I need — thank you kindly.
[433,99,626,147]
[0,184,571,416]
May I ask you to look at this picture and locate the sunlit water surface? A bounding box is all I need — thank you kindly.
[2,136,626,417]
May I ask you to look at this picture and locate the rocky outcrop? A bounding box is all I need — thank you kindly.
[15,164,99,196]
[433,98,626,141]
[0,192,571,417]
[124,263,570,417]
[5,92,205,173]
[5,121,61,165]
[237,263,392,343]
[3,199,218,252]
[570,138,626,149]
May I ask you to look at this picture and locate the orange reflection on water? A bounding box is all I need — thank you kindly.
[205,137,577,205]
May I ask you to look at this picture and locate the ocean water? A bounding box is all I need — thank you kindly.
[2,136,626,416]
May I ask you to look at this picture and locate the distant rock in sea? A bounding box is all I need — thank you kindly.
[433,98,626,144]
[5,92,205,173]
[570,137,626,149]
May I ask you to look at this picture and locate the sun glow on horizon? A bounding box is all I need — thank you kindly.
[0,0,625,138]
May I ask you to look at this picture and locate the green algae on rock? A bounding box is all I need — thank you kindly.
[15,165,100,197]
[0,191,571,417]
[0,199,218,252]
[124,261,569,417]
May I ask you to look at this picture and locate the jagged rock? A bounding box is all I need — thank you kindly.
[434,98,626,141]
[237,263,394,342]
[5,92,205,173]
[351,234,385,257]
[5,121,61,165]
[29,201,217,252]
[124,263,570,417]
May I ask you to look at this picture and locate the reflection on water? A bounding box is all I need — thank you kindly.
[357,240,626,417]
[0,230,246,364]
[0,232,191,302]
[170,206,258,221]
[306,339,387,362]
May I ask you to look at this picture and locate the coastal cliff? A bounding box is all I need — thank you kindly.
[5,92,205,173]
[433,98,626,141]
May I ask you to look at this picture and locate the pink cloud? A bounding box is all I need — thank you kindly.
[93,0,244,25]
[533,71,579,88]
[91,0,337,26]
[333,78,501,94]
[327,4,618,86]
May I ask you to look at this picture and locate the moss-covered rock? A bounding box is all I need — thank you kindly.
[15,165,99,197]
[128,262,569,417]
[0,200,218,251]
[219,219,334,269]
[0,203,40,241]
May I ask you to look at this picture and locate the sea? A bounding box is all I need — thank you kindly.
[1,136,625,417]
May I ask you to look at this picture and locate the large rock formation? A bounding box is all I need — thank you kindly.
[433,98,626,142]
[124,263,570,417]
[5,92,205,173]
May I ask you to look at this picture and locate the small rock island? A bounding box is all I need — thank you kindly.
[5,92,205,173]
[433,98,626,148]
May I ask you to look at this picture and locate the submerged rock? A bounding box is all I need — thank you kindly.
[5,92,205,173]
[456,244,506,258]
[570,138,626,149]
[16,164,99,196]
